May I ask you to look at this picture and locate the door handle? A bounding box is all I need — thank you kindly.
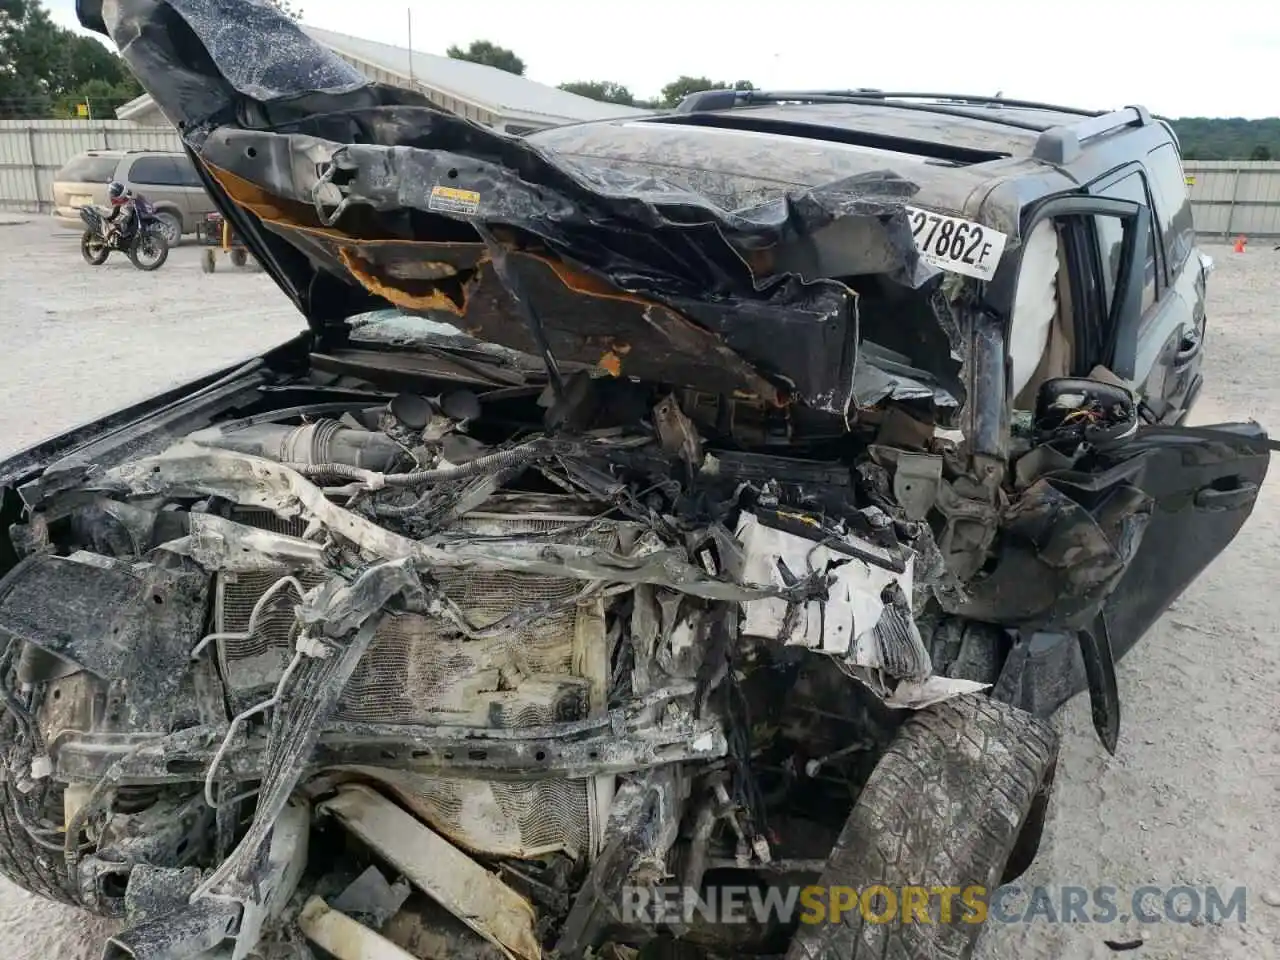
[1194,481,1258,510]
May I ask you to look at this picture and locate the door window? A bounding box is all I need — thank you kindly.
[54,155,120,183]
[1093,171,1158,315]
[128,156,185,187]
[175,156,205,188]
[1145,144,1195,273]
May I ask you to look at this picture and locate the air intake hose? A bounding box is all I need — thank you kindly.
[188,419,402,472]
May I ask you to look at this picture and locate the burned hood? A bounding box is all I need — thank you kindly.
[81,0,965,415]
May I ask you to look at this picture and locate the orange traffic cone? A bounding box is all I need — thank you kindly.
[1234,235,1247,253]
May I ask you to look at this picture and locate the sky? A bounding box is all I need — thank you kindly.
[47,0,1280,119]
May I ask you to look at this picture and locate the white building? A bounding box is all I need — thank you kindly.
[116,25,646,134]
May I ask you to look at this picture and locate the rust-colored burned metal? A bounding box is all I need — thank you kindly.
[211,168,784,399]
[338,247,474,314]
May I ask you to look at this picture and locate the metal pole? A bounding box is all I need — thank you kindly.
[25,126,41,214]
[407,8,414,85]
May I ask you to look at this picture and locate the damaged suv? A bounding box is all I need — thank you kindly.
[0,2,1269,959]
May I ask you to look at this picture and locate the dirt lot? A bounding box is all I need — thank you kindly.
[0,218,1276,960]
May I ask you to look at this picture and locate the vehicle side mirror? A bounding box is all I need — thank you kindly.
[1034,377,1137,446]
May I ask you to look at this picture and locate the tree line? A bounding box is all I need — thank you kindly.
[446,41,754,109]
[0,0,142,118]
[0,0,302,119]
[1162,117,1278,162]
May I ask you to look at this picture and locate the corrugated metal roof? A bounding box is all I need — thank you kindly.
[303,26,647,124]
[115,93,157,122]
[116,25,648,126]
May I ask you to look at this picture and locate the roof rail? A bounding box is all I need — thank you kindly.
[674,90,1057,132]
[677,90,1106,118]
[1031,106,1153,164]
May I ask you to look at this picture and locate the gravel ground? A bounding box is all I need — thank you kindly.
[0,220,1276,959]
[0,222,298,959]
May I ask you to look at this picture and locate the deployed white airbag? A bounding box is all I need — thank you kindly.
[1008,219,1061,400]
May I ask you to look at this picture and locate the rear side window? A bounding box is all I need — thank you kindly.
[54,155,119,183]
[1093,170,1158,315]
[1145,143,1195,272]
[175,157,204,188]
[128,156,185,186]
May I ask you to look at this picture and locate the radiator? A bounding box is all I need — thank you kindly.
[213,500,616,859]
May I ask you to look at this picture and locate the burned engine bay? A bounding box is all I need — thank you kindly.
[0,323,1163,959]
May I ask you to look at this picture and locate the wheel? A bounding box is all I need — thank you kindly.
[229,248,248,268]
[153,211,182,247]
[80,230,108,266]
[785,696,1058,960]
[0,667,82,908]
[0,776,82,908]
[0,784,81,907]
[128,228,170,271]
[201,249,217,273]
[1002,752,1058,883]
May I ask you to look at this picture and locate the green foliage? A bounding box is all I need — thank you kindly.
[50,77,140,118]
[1166,117,1280,161]
[558,80,636,107]
[446,40,525,76]
[659,76,754,109]
[0,0,141,118]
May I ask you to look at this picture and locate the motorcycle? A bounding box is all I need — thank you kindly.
[79,202,170,271]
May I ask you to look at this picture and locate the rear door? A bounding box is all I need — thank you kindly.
[125,155,192,219]
[1086,161,1200,422]
[1100,423,1270,661]
[1143,143,1204,424]
[172,155,216,219]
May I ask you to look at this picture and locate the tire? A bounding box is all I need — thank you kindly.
[786,696,1058,960]
[1003,753,1058,883]
[201,249,217,273]
[0,770,80,907]
[80,230,108,266]
[153,211,182,247]
[128,228,170,271]
[229,248,248,268]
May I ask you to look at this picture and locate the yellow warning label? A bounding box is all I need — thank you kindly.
[428,185,481,216]
[1185,175,1196,186]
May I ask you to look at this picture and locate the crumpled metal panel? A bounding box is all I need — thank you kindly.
[88,0,964,418]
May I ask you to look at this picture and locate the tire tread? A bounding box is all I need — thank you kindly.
[785,695,1057,960]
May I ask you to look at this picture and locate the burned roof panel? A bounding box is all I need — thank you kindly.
[673,102,1051,156]
[529,117,1017,220]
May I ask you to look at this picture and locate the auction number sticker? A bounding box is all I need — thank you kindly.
[429,185,481,217]
[904,206,1007,281]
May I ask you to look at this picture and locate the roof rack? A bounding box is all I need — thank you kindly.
[675,90,1055,131]
[748,91,1105,117]
[674,91,1153,161]
[1031,106,1153,164]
